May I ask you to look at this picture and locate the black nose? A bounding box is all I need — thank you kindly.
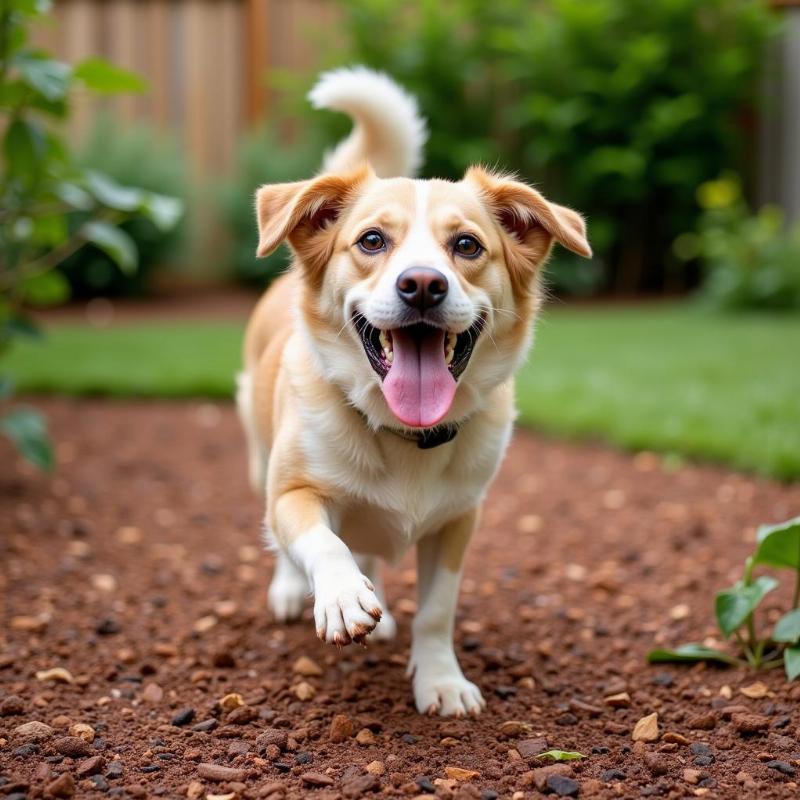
[396,267,448,311]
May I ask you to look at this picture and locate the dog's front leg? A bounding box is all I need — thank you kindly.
[408,508,485,716]
[273,488,383,645]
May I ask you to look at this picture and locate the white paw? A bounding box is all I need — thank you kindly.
[413,671,485,717]
[370,608,397,641]
[313,571,383,646]
[268,570,308,623]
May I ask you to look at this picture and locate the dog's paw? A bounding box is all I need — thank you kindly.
[268,569,308,623]
[370,607,397,641]
[313,572,383,646]
[413,672,485,717]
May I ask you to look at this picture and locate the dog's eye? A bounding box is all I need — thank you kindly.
[357,230,386,253]
[453,235,482,258]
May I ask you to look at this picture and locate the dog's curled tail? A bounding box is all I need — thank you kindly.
[308,66,428,179]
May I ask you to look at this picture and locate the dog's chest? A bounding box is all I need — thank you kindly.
[307,432,504,561]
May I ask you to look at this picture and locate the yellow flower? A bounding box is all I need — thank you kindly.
[697,175,741,209]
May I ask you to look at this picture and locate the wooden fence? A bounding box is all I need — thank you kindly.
[37,0,338,176]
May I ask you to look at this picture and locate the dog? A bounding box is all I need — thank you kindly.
[237,66,591,716]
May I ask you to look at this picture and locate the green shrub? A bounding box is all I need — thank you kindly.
[220,124,326,286]
[0,0,182,469]
[675,174,800,311]
[328,0,776,294]
[57,116,190,297]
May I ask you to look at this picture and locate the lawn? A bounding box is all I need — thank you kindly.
[5,304,799,479]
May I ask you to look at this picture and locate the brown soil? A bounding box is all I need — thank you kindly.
[2,398,800,800]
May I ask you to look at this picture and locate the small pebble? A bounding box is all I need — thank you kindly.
[13,720,54,741]
[219,692,244,711]
[632,712,659,743]
[292,656,323,676]
[45,772,75,798]
[766,760,796,777]
[105,760,124,779]
[141,683,163,704]
[170,708,196,727]
[0,695,25,716]
[76,755,106,778]
[445,766,481,781]
[341,774,379,798]
[546,774,579,797]
[732,713,770,734]
[329,713,355,743]
[197,762,247,782]
[54,736,93,758]
[300,771,334,786]
[69,723,95,743]
[292,682,316,701]
[356,728,376,746]
[604,692,631,708]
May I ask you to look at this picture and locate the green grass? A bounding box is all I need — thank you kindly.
[5,304,800,478]
[517,305,800,480]
[5,323,243,398]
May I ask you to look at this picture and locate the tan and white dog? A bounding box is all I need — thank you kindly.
[237,67,591,716]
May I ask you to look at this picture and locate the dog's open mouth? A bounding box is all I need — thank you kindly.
[354,315,483,428]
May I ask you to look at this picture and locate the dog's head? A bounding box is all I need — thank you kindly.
[255,166,591,430]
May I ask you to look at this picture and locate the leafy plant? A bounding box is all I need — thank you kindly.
[674,174,800,311]
[649,516,800,679]
[59,115,190,298]
[0,0,183,468]
[219,123,326,286]
[325,0,775,294]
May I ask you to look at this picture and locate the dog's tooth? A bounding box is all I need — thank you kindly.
[386,350,394,363]
[379,330,390,351]
[446,332,457,352]
[445,348,454,365]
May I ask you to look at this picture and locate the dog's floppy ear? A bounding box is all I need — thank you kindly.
[465,166,591,292]
[255,164,373,278]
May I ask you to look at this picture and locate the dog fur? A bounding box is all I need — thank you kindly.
[237,67,591,716]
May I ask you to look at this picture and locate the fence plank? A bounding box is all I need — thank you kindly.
[38,0,333,175]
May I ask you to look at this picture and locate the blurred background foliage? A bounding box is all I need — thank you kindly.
[219,123,326,286]
[314,0,778,297]
[34,0,794,311]
[58,116,191,298]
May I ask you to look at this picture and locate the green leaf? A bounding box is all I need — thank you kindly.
[20,271,69,306]
[55,181,94,211]
[647,643,740,666]
[140,193,184,232]
[74,57,148,94]
[15,53,71,101]
[785,646,800,681]
[3,117,44,178]
[82,221,138,274]
[536,750,585,762]
[773,609,800,644]
[754,517,800,570]
[715,576,778,638]
[85,171,144,211]
[0,407,53,471]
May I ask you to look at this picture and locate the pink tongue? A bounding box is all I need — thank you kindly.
[382,328,457,428]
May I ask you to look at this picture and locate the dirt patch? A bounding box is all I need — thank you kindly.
[2,399,800,800]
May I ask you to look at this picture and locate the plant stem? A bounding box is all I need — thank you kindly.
[735,631,756,668]
[762,657,786,670]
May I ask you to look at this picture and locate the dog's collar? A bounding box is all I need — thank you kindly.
[384,422,460,449]
[355,409,459,449]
